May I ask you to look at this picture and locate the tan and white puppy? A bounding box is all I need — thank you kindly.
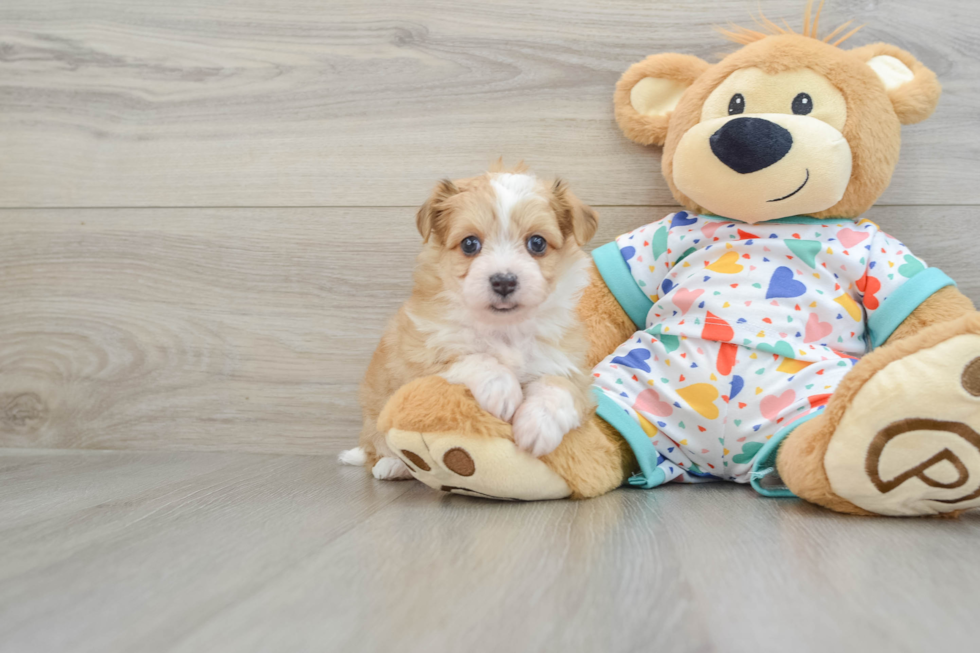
[340,165,599,480]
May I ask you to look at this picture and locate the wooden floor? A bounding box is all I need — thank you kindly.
[4,1,980,651]
[3,448,980,653]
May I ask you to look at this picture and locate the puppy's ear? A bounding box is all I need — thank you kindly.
[551,179,598,246]
[416,178,459,243]
[615,53,711,146]
[849,43,941,125]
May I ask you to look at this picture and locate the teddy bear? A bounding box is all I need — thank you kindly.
[373,6,980,517]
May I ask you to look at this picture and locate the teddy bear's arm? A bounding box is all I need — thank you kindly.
[883,285,975,344]
[578,263,639,369]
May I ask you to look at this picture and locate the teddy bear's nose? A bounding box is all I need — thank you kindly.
[710,117,793,174]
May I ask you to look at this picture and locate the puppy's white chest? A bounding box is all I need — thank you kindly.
[481,337,534,376]
[482,333,575,382]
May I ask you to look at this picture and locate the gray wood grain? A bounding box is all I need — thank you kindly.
[0,449,414,653]
[1,449,978,653]
[0,0,977,207]
[3,206,977,454]
[3,3,980,650]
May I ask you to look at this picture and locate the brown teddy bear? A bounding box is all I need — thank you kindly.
[375,6,980,517]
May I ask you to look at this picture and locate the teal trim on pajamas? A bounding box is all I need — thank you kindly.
[867,268,955,349]
[593,389,666,489]
[749,411,826,498]
[591,241,653,329]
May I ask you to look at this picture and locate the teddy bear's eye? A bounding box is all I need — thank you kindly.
[728,93,745,115]
[792,93,813,115]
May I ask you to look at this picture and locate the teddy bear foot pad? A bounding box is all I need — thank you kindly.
[825,331,980,516]
[386,429,572,501]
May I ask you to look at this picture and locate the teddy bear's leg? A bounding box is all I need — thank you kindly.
[378,376,631,500]
[539,413,635,498]
[761,313,980,516]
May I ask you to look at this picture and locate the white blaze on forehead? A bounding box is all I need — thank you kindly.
[490,173,539,239]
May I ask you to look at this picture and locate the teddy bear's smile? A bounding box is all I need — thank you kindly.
[768,168,809,202]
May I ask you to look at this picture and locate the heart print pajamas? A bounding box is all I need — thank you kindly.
[590,211,955,490]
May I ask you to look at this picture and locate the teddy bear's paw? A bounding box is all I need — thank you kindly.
[825,330,980,516]
[385,428,571,501]
[512,383,581,457]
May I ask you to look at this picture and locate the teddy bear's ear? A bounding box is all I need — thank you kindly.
[614,53,711,146]
[849,43,941,125]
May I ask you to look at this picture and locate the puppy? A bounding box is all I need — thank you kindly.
[340,163,599,480]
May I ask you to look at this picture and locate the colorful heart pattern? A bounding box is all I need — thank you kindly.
[856,271,881,310]
[716,342,738,375]
[707,251,744,274]
[677,383,719,420]
[803,313,833,344]
[757,340,795,359]
[591,212,935,485]
[766,266,806,299]
[836,227,869,248]
[670,211,698,228]
[594,329,856,486]
[672,288,704,315]
[760,389,797,421]
[702,311,735,342]
[785,239,821,268]
[898,254,925,278]
[732,442,764,465]
[633,388,673,417]
[610,348,652,373]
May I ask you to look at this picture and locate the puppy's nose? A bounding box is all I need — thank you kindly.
[490,273,518,298]
[710,117,793,174]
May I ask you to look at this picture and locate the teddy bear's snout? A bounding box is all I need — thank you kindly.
[710,117,794,174]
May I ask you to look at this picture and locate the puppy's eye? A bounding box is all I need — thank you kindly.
[526,235,547,256]
[728,93,745,115]
[460,236,481,256]
[792,93,813,115]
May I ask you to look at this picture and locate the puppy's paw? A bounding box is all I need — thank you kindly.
[338,446,367,466]
[372,456,414,481]
[441,354,523,421]
[472,369,524,422]
[512,384,581,457]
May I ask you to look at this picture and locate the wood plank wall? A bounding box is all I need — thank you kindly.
[2,1,978,453]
